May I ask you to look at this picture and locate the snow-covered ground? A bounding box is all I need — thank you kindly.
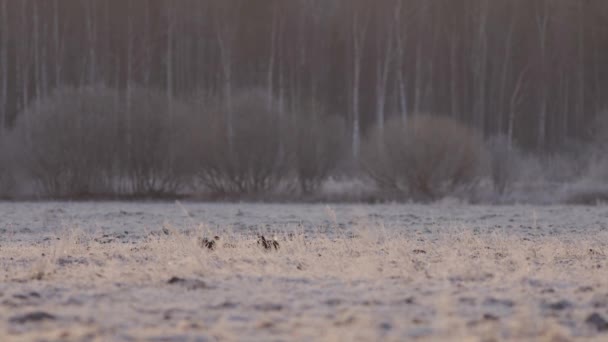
[1,202,608,341]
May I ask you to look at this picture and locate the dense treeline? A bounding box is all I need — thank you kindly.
[0,0,608,201]
[1,0,608,150]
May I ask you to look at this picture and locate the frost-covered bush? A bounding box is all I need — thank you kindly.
[192,89,291,195]
[120,88,195,196]
[362,115,485,201]
[14,86,121,197]
[584,112,608,183]
[0,135,20,198]
[13,86,197,198]
[593,110,608,151]
[586,158,608,183]
[292,110,347,194]
[191,92,347,196]
[485,135,522,194]
[561,118,608,203]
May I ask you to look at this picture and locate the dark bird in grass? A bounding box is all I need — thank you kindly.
[258,235,279,251]
[199,236,220,250]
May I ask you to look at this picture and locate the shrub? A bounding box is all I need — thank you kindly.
[120,88,195,196]
[13,86,120,197]
[13,86,197,198]
[585,111,608,183]
[362,115,485,201]
[292,110,347,194]
[593,110,608,151]
[0,135,19,198]
[485,135,522,194]
[192,89,291,195]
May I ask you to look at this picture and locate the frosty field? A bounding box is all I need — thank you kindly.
[1,202,608,341]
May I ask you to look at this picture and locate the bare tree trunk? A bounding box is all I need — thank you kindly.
[413,39,422,115]
[0,0,7,131]
[142,1,152,86]
[560,73,569,139]
[267,4,279,109]
[508,67,527,148]
[214,8,235,142]
[32,1,41,100]
[375,17,393,133]
[53,0,61,87]
[394,1,408,123]
[274,15,285,114]
[577,1,585,135]
[166,3,174,120]
[591,25,602,117]
[449,33,459,119]
[40,13,48,97]
[497,13,514,135]
[126,0,134,162]
[412,2,429,116]
[165,2,176,182]
[84,1,97,84]
[288,57,298,117]
[19,0,30,138]
[535,0,549,151]
[350,10,367,158]
[473,0,488,134]
[423,43,435,112]
[396,48,407,123]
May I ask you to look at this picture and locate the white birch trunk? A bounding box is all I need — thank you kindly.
[473,0,488,133]
[536,0,549,150]
[497,16,514,135]
[394,2,408,123]
[351,13,366,158]
[375,23,393,133]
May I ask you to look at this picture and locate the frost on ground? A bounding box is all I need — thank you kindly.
[1,203,608,341]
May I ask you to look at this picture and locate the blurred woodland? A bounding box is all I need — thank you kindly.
[1,0,608,201]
